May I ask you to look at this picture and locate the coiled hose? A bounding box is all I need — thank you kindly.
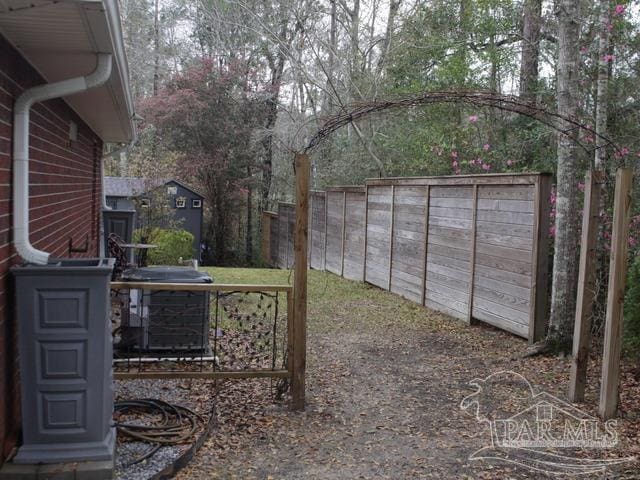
[114,398,205,466]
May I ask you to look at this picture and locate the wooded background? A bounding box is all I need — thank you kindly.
[106,0,640,352]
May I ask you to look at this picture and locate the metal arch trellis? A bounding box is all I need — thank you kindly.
[302,90,620,156]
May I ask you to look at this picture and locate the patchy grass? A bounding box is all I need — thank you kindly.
[204,267,464,335]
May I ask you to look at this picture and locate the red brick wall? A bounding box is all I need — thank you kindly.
[0,33,103,463]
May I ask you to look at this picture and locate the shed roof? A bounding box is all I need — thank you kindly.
[104,177,204,199]
[0,0,135,142]
[104,177,160,197]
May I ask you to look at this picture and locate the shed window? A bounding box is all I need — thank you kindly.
[167,186,178,195]
[175,197,186,208]
[140,198,151,208]
[192,199,202,208]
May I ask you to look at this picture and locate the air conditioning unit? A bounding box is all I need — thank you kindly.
[117,267,212,354]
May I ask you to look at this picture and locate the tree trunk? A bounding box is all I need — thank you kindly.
[347,0,361,99]
[153,0,160,96]
[456,0,470,85]
[594,0,610,170]
[377,0,401,73]
[548,0,582,351]
[260,53,285,212]
[246,167,253,264]
[518,0,542,167]
[519,0,542,102]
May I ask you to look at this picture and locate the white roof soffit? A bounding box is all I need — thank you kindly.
[0,0,135,143]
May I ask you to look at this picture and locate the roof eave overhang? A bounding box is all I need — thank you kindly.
[0,0,135,143]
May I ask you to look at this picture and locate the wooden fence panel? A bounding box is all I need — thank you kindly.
[365,185,393,289]
[310,192,326,270]
[276,173,551,342]
[424,186,474,321]
[269,213,279,267]
[287,205,295,268]
[325,191,345,275]
[471,185,535,337]
[391,186,428,303]
[277,203,295,269]
[343,190,366,281]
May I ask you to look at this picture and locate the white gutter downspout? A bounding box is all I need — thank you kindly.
[13,53,113,265]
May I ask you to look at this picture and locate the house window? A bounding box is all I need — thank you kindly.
[192,199,202,208]
[140,198,151,208]
[167,186,177,195]
[175,197,186,208]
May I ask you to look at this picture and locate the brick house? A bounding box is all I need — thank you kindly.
[0,1,134,465]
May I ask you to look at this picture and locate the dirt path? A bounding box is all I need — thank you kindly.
[176,270,640,480]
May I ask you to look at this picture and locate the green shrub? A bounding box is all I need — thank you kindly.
[624,254,640,358]
[133,228,194,265]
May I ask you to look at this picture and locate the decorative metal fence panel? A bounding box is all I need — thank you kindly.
[110,283,292,381]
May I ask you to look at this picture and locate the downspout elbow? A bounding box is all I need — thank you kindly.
[13,54,113,265]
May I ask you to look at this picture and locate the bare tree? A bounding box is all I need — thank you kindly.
[594,0,610,171]
[519,0,542,102]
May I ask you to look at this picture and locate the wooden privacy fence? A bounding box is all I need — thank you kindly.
[263,173,552,343]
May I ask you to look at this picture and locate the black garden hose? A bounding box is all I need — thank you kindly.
[114,398,205,467]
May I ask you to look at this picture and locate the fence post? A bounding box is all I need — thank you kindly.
[569,170,603,402]
[323,192,328,271]
[529,174,552,343]
[388,185,395,291]
[277,204,284,269]
[261,211,271,266]
[341,191,346,276]
[285,207,290,268]
[271,213,279,268]
[363,185,369,282]
[466,185,479,323]
[287,289,294,378]
[599,167,633,419]
[292,153,309,410]
[308,194,313,265]
[421,185,430,306]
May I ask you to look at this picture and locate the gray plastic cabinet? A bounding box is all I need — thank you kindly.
[11,259,115,464]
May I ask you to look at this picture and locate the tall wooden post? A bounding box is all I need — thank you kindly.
[292,153,309,410]
[599,167,633,419]
[529,173,553,343]
[569,170,603,402]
